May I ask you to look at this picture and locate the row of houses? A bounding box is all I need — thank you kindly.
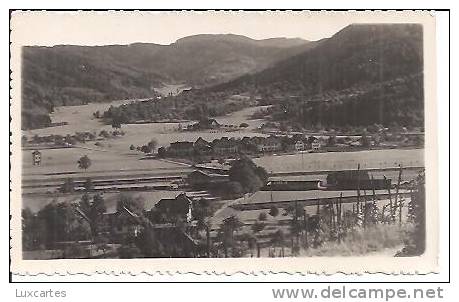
[166,135,323,157]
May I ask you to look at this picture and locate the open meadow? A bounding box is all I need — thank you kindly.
[22,101,270,177]
[22,145,189,180]
[23,100,424,180]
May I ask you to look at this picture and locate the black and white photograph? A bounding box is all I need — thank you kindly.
[9,10,439,275]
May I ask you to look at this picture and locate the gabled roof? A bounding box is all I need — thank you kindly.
[195,137,210,145]
[156,193,192,216]
[170,141,194,149]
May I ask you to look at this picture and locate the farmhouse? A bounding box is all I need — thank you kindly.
[188,118,221,130]
[212,137,239,154]
[194,137,212,154]
[103,206,144,242]
[155,193,193,222]
[168,141,195,156]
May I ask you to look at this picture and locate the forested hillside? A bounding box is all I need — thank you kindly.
[21,35,311,129]
[213,24,424,128]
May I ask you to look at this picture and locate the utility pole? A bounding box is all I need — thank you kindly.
[395,164,403,226]
[356,164,361,215]
[295,201,299,247]
[337,193,343,243]
[385,175,393,223]
[270,170,273,203]
[363,188,367,229]
[356,163,361,226]
[371,175,377,224]
[303,209,308,249]
[206,225,210,258]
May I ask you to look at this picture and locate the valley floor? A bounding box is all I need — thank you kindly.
[20,100,425,258]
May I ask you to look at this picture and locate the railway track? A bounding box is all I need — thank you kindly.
[231,191,411,211]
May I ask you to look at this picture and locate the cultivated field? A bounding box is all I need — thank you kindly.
[22,101,272,181]
[22,146,188,179]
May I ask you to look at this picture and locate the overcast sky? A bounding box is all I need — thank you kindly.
[11,11,351,46]
[11,11,429,46]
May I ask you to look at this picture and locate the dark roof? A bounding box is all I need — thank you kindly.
[264,136,282,145]
[195,137,209,144]
[249,136,265,144]
[194,137,210,148]
[204,118,220,125]
[170,141,194,149]
[213,138,238,148]
[156,193,192,215]
[193,118,221,128]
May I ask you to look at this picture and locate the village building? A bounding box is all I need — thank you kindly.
[193,137,212,154]
[32,150,41,165]
[155,193,193,223]
[237,136,257,153]
[167,141,195,157]
[325,170,391,190]
[257,136,282,152]
[188,118,221,130]
[100,206,144,242]
[294,140,305,151]
[187,170,230,189]
[212,137,239,154]
[311,141,321,151]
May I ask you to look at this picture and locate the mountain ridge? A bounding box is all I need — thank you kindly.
[22,35,312,129]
